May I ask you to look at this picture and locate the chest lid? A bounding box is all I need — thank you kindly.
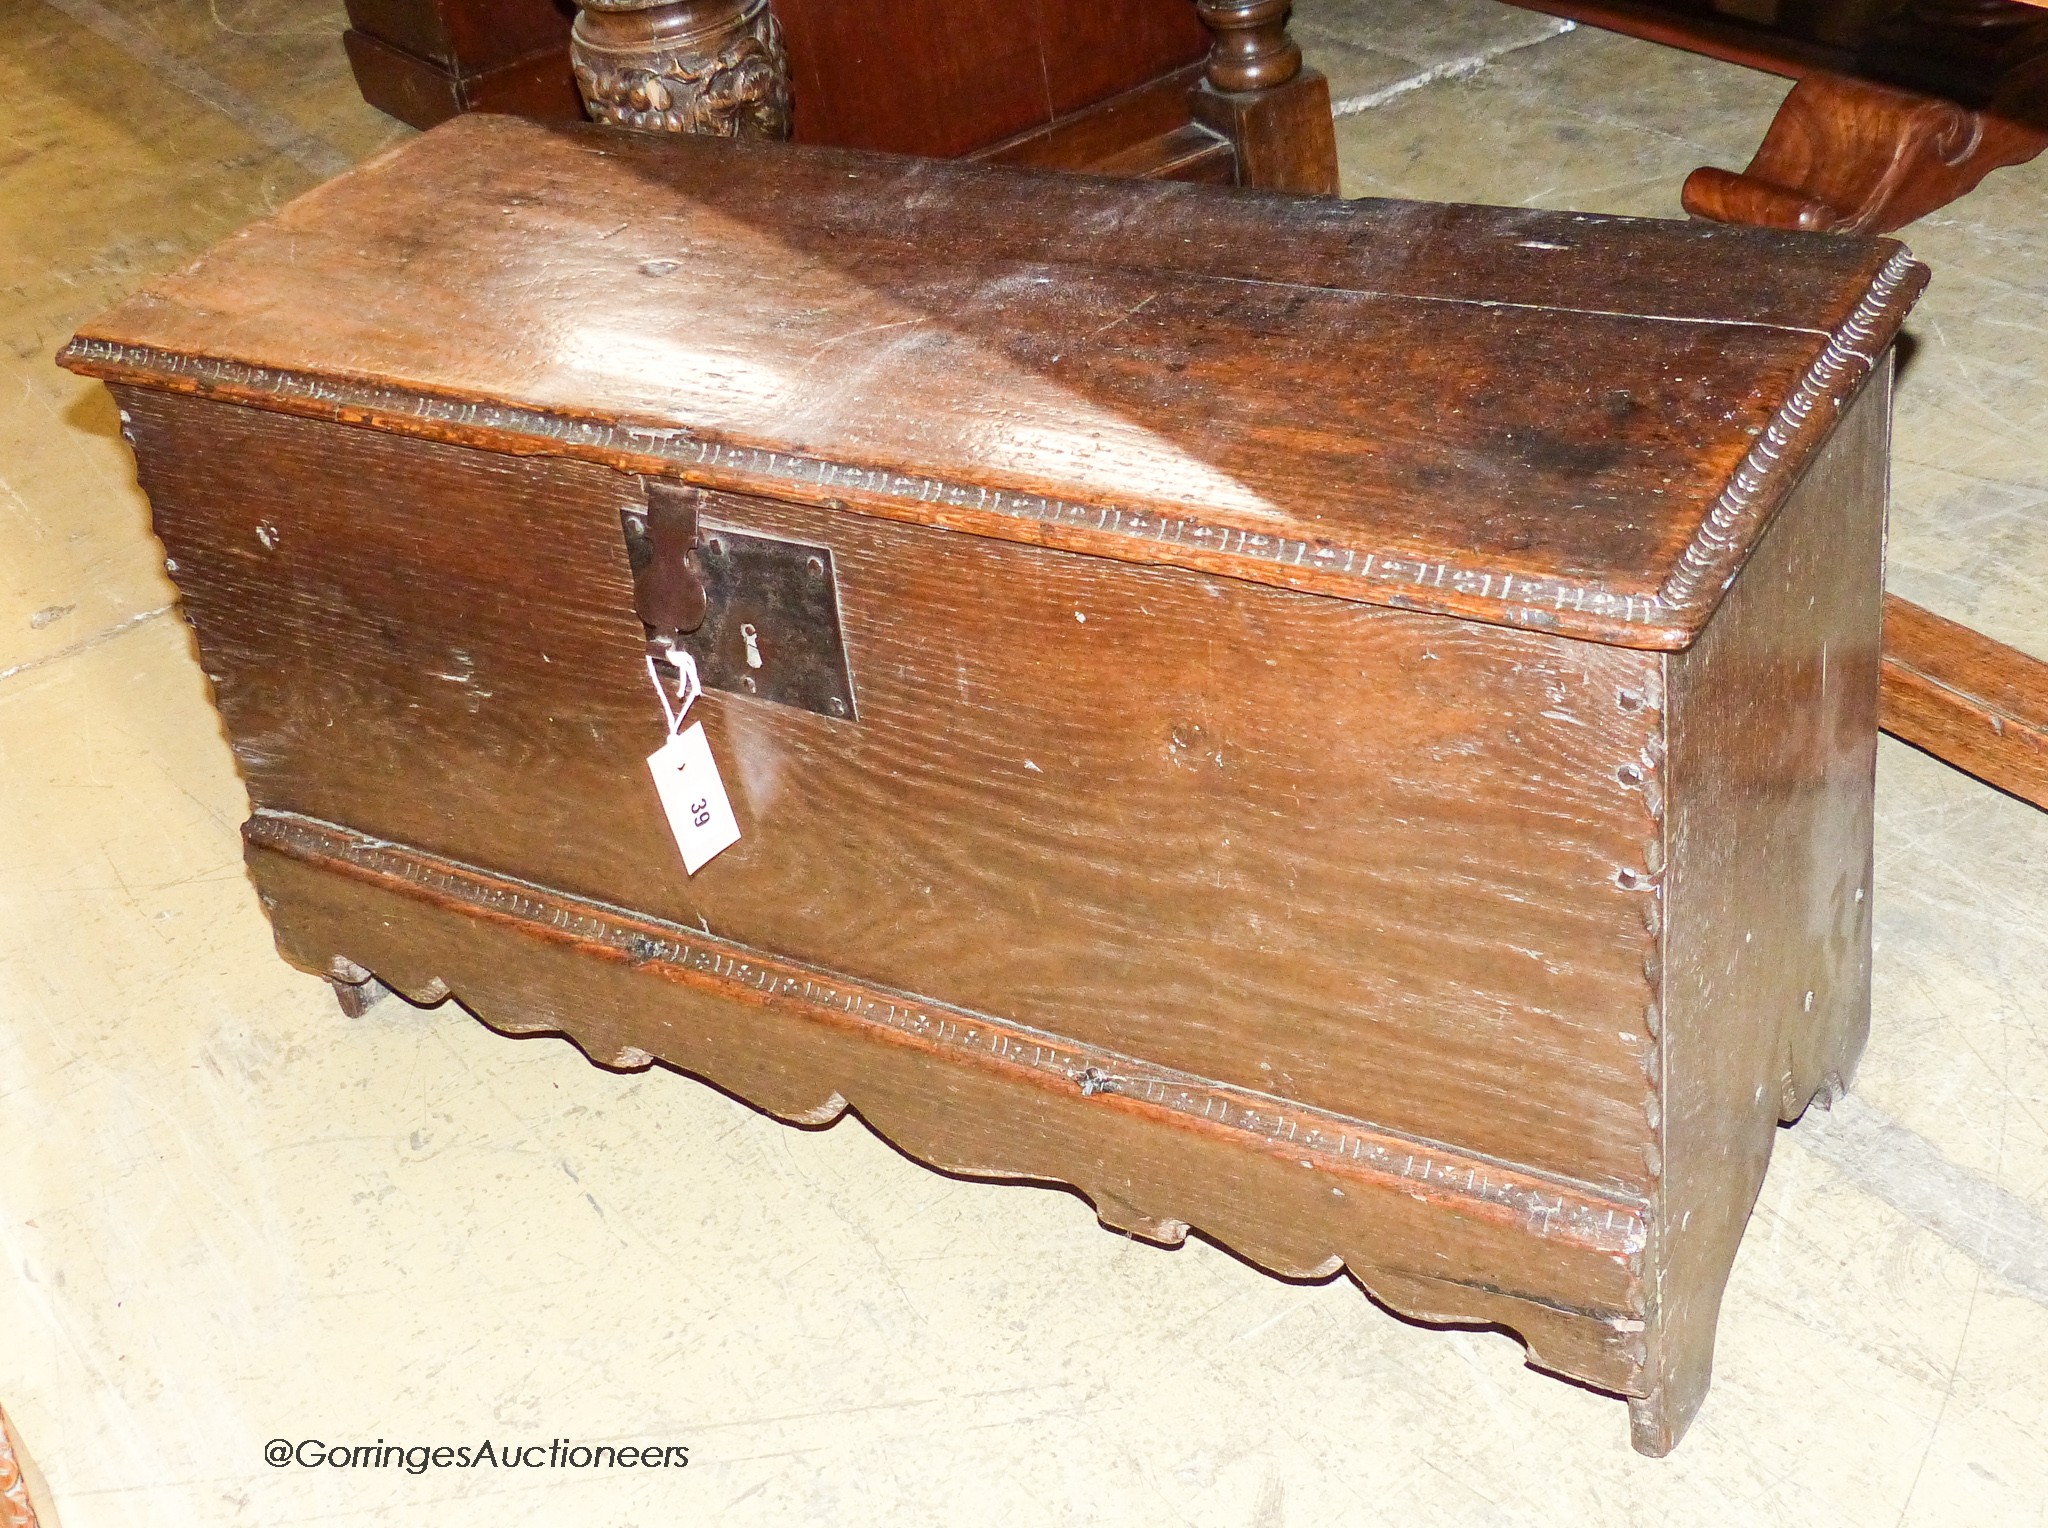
[61,115,1923,650]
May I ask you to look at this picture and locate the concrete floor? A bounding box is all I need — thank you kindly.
[3,2,2046,1523]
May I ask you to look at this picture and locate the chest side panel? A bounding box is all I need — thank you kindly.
[1640,368,1890,1446]
[126,389,1664,1194]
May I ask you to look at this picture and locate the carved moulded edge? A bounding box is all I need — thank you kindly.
[1658,247,1927,614]
[247,808,1649,1254]
[60,340,1698,647]
[244,807,1657,1395]
[246,809,1660,1392]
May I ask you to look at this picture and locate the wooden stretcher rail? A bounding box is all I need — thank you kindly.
[1883,594,2048,809]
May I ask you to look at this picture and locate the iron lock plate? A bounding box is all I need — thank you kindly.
[620,484,858,722]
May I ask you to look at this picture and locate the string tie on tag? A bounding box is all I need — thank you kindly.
[644,644,703,738]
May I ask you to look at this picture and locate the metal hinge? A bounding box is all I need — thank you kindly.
[620,480,709,646]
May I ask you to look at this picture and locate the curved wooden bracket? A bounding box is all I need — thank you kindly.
[569,0,792,139]
[1681,69,2047,233]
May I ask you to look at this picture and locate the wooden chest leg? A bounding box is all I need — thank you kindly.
[328,974,394,1017]
[325,955,394,1016]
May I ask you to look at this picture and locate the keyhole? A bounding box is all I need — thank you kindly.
[741,623,763,670]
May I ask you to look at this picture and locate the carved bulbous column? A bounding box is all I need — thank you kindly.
[570,0,792,139]
[1194,0,1304,93]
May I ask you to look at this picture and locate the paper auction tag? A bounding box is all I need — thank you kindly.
[644,646,737,874]
[648,721,740,874]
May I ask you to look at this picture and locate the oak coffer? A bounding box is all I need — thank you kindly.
[60,114,1926,1455]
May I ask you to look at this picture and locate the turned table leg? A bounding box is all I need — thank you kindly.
[568,0,792,138]
[1191,0,1341,193]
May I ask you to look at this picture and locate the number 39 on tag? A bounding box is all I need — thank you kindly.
[648,721,741,874]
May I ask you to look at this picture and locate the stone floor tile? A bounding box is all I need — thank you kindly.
[0,0,403,676]
[1297,0,1577,73]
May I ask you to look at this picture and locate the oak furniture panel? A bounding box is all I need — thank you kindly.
[62,116,1924,1453]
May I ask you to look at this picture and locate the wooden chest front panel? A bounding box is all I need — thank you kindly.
[123,388,1664,1194]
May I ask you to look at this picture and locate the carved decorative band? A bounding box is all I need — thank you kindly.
[571,0,791,139]
[63,339,1689,646]
[246,808,1649,1255]
[1659,247,1926,613]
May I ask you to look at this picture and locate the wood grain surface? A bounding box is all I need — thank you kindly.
[773,0,1207,158]
[972,64,1237,183]
[344,0,575,74]
[61,117,1924,648]
[343,28,587,127]
[120,385,1670,1194]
